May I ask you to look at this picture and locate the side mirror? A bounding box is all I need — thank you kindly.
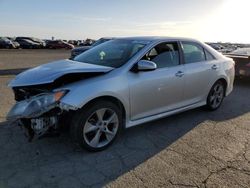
[137,60,157,71]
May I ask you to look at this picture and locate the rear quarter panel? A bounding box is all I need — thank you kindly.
[223,57,235,96]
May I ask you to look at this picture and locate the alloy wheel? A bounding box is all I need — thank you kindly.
[83,108,119,148]
[209,83,224,109]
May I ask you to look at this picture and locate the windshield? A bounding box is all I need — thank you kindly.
[74,39,147,68]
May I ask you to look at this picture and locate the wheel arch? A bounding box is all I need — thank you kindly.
[216,77,228,96]
[80,95,127,128]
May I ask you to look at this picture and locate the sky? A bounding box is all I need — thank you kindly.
[0,0,250,43]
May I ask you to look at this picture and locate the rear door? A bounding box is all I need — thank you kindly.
[180,41,218,105]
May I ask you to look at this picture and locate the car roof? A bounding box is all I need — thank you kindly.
[117,36,199,43]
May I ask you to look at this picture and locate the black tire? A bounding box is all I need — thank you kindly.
[70,100,123,152]
[206,80,225,111]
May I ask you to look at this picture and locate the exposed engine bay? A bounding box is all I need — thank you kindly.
[19,117,58,141]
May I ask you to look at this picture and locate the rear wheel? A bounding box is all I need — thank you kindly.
[70,100,122,151]
[206,81,225,111]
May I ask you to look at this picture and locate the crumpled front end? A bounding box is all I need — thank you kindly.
[6,60,114,141]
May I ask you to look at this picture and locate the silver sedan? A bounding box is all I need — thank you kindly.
[7,37,235,151]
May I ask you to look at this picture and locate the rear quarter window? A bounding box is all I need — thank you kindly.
[204,49,216,61]
[182,42,206,64]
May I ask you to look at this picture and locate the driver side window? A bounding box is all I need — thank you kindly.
[142,42,180,68]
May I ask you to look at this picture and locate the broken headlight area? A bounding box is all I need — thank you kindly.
[7,90,69,141]
[7,90,66,120]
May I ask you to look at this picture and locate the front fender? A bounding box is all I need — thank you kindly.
[58,74,130,116]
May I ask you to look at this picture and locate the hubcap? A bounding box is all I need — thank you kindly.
[210,84,224,108]
[83,108,119,148]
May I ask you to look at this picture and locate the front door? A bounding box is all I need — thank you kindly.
[128,42,185,120]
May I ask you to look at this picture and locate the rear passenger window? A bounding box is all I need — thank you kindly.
[182,42,206,64]
[142,42,180,68]
[204,49,215,61]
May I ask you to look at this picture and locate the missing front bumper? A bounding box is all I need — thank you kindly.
[18,116,59,142]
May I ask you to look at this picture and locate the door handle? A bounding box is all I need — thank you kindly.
[211,64,218,70]
[175,71,184,77]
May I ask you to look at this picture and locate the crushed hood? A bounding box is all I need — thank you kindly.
[9,59,114,87]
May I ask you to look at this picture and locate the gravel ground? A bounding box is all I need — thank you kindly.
[0,76,14,121]
[0,50,249,187]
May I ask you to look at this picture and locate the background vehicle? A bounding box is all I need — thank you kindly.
[46,40,74,49]
[82,38,95,46]
[206,42,233,53]
[226,48,250,77]
[11,40,20,48]
[68,40,82,46]
[14,38,41,49]
[7,37,235,151]
[70,37,114,59]
[15,37,46,48]
[68,40,75,45]
[229,48,250,56]
[0,37,19,49]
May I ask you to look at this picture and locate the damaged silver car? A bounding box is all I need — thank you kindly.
[7,37,235,151]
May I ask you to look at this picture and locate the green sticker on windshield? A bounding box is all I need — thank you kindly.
[99,51,106,60]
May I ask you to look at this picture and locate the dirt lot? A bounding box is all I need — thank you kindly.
[0,49,70,122]
[0,50,250,188]
[0,49,70,70]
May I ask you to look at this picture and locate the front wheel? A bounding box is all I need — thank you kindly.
[70,101,122,151]
[206,81,225,111]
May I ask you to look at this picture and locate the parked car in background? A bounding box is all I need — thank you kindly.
[15,37,46,48]
[206,42,236,54]
[77,40,83,45]
[7,37,235,151]
[11,40,20,49]
[79,39,95,46]
[5,37,20,48]
[206,43,231,53]
[226,48,250,77]
[78,42,85,46]
[43,39,52,46]
[70,37,114,59]
[68,40,80,46]
[0,37,19,49]
[229,48,250,56]
[46,40,74,49]
[14,38,41,49]
[68,40,74,45]
[74,40,80,46]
